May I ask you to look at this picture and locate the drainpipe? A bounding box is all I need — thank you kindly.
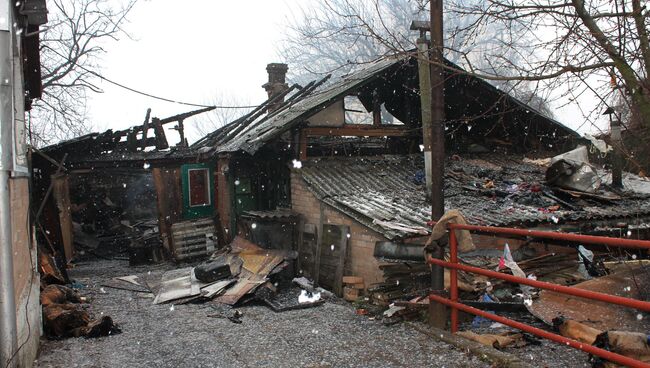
[0,0,18,366]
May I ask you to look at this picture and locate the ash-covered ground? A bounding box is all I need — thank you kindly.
[35,260,491,368]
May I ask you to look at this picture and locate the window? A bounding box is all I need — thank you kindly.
[188,168,211,207]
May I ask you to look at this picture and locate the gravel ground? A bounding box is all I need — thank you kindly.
[35,260,491,368]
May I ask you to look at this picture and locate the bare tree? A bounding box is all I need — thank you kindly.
[439,1,650,127]
[29,0,137,146]
[278,0,553,115]
[442,0,650,171]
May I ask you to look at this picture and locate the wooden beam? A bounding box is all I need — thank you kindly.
[302,125,410,137]
[299,130,308,161]
[140,108,152,151]
[372,89,381,126]
[152,117,169,150]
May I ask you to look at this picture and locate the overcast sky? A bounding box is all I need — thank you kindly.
[85,0,603,146]
[86,0,306,144]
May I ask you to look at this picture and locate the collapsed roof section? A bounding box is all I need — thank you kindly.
[297,154,650,240]
[193,54,580,157]
[40,107,215,167]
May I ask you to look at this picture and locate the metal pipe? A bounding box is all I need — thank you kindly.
[448,228,458,333]
[428,258,650,312]
[428,294,650,368]
[447,223,650,249]
[0,0,17,364]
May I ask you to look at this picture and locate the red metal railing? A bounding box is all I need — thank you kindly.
[427,223,650,368]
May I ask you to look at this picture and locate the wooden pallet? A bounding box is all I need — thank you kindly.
[171,218,217,261]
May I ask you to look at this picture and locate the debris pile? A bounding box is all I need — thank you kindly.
[41,284,120,339]
[73,218,164,265]
[98,237,329,314]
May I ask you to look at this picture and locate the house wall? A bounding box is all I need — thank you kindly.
[10,177,40,368]
[291,171,387,287]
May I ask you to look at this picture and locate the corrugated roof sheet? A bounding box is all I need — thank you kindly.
[297,155,650,240]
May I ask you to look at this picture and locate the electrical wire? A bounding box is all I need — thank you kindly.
[45,48,258,109]
[85,68,259,109]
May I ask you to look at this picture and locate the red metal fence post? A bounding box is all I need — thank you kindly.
[448,227,459,333]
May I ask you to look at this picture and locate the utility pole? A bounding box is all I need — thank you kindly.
[0,0,18,366]
[429,0,446,329]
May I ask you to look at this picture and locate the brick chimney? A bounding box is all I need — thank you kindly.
[262,63,289,113]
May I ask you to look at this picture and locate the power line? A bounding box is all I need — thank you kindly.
[86,69,259,109]
[46,48,259,109]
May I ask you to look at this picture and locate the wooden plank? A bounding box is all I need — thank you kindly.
[51,174,74,262]
[299,130,307,160]
[140,108,152,151]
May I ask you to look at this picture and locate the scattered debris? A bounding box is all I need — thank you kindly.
[342,276,364,302]
[41,285,120,339]
[456,331,530,349]
[554,318,650,367]
[546,146,602,193]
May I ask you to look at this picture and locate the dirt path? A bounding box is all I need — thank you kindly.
[35,260,490,368]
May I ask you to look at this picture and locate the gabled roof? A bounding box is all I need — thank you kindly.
[297,154,650,240]
[194,53,579,157]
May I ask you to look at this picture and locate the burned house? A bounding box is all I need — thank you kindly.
[187,54,641,294]
[32,107,216,265]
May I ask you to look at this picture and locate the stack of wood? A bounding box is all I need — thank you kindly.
[342,276,365,302]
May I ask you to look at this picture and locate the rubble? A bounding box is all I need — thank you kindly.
[41,285,121,339]
[456,330,532,349]
[553,318,650,367]
[144,236,328,313]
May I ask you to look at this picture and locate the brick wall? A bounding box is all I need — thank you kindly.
[291,171,388,287]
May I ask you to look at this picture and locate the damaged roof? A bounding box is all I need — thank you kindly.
[193,54,579,156]
[297,154,650,240]
[193,56,402,155]
[39,107,214,167]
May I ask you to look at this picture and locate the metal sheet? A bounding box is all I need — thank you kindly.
[153,268,200,304]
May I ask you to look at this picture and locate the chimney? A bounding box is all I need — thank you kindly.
[262,63,289,113]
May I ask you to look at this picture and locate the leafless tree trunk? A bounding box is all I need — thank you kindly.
[29,0,137,147]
